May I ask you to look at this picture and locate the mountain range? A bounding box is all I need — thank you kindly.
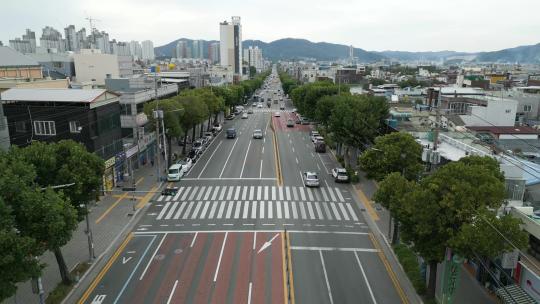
[155,38,540,64]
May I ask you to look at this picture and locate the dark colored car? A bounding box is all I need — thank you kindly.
[226,128,237,139]
[188,150,200,163]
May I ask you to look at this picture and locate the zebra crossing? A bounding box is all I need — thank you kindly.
[251,108,295,113]
[154,200,360,222]
[156,185,347,203]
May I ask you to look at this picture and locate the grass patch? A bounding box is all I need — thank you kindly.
[45,262,90,304]
[393,244,427,296]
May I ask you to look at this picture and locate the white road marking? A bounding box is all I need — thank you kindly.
[240,140,252,178]
[271,186,276,200]
[196,186,206,201]
[259,159,263,179]
[268,201,273,219]
[260,201,265,219]
[234,201,242,219]
[208,202,218,219]
[335,188,345,202]
[284,201,290,219]
[203,186,212,201]
[293,147,295,153]
[285,187,291,200]
[276,201,282,218]
[234,186,241,200]
[248,282,253,304]
[173,187,183,201]
[188,186,199,201]
[198,140,223,178]
[242,186,248,200]
[279,186,284,200]
[249,186,255,200]
[354,251,378,304]
[211,186,220,200]
[226,186,234,200]
[156,202,170,220]
[299,187,306,201]
[225,201,234,218]
[251,201,258,219]
[299,202,307,219]
[182,202,195,219]
[323,203,333,220]
[317,163,321,170]
[306,202,315,219]
[291,201,298,219]
[253,231,257,250]
[173,202,187,219]
[191,201,203,219]
[321,187,329,201]
[139,233,167,280]
[295,157,299,164]
[219,137,239,178]
[264,186,269,200]
[219,186,227,201]
[217,201,226,218]
[319,250,334,304]
[213,232,229,282]
[330,203,341,220]
[243,201,250,219]
[257,186,262,200]
[166,280,179,304]
[315,202,324,220]
[327,187,337,202]
[180,186,191,201]
[338,203,350,221]
[199,201,210,219]
[307,188,314,201]
[164,201,179,220]
[190,232,198,248]
[157,195,164,202]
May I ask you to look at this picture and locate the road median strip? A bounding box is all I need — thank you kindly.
[271,114,283,186]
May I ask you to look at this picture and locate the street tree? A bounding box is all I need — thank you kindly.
[314,95,337,127]
[384,156,516,298]
[18,140,104,220]
[144,97,185,162]
[176,95,208,154]
[359,132,423,182]
[181,88,224,135]
[0,197,42,301]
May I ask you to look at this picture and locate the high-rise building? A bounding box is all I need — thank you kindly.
[220,16,242,75]
[40,26,64,52]
[141,40,155,61]
[192,40,204,59]
[76,28,88,50]
[116,42,131,56]
[245,46,263,72]
[22,29,36,53]
[94,31,110,54]
[176,40,189,58]
[64,25,78,52]
[208,42,220,63]
[9,38,32,53]
[129,41,142,60]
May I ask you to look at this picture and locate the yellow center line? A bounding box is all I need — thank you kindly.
[112,194,144,200]
[95,192,128,224]
[78,233,133,304]
[355,186,380,221]
[271,114,283,187]
[135,177,144,186]
[369,233,409,304]
[136,186,158,209]
[287,231,296,304]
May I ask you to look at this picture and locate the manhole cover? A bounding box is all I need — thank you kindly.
[154,254,165,260]
[174,249,183,254]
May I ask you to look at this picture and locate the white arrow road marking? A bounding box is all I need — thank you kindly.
[122,256,133,264]
[258,233,280,254]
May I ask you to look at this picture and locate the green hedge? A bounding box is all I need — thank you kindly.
[393,244,427,295]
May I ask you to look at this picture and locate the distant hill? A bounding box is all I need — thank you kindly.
[155,38,540,63]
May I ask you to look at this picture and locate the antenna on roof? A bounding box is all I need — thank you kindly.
[84,14,101,48]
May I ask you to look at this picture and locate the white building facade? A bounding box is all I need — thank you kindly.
[220,16,242,76]
[141,40,155,61]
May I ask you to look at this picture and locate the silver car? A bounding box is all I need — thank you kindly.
[303,171,320,187]
[253,129,263,139]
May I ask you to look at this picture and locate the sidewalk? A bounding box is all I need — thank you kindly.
[4,161,161,304]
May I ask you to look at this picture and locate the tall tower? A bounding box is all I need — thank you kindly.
[220,16,242,75]
[349,45,354,64]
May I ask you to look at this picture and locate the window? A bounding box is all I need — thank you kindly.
[524,105,532,112]
[15,121,27,133]
[69,121,81,133]
[33,121,56,136]
[121,104,132,115]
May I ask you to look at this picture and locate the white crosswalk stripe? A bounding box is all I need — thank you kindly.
[153,188,360,222]
[165,201,179,220]
[157,195,164,202]
[173,202,187,219]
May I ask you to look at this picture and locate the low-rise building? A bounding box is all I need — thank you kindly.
[0,46,43,81]
[74,49,120,86]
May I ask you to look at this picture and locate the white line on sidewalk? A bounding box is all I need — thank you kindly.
[247,282,253,304]
[166,280,179,304]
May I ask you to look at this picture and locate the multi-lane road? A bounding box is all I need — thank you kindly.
[78,69,405,304]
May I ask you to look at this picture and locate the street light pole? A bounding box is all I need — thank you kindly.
[81,200,95,262]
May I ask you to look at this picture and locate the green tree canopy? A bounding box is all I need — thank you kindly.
[359,132,423,181]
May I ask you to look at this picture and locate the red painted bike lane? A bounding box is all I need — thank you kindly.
[210,233,239,304]
[232,233,255,304]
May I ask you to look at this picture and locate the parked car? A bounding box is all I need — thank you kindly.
[253,129,263,139]
[212,123,223,132]
[280,104,285,110]
[225,114,235,120]
[247,108,254,114]
[167,164,185,181]
[303,171,320,187]
[312,135,324,143]
[241,112,248,119]
[274,112,281,117]
[257,103,263,108]
[203,132,213,142]
[177,157,193,172]
[331,168,349,182]
[226,128,237,139]
[187,149,200,163]
[310,130,320,137]
[315,141,326,153]
[291,108,297,113]
[287,119,295,127]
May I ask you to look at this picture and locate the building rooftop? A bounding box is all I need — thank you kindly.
[0,88,117,103]
[0,46,40,67]
[467,126,540,135]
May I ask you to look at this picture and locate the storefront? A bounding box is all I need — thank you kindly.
[103,156,116,192]
[114,151,126,185]
[125,145,139,175]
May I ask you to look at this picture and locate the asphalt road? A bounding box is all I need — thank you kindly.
[78,68,404,304]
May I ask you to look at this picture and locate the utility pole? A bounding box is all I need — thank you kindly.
[153,67,161,182]
[433,86,441,151]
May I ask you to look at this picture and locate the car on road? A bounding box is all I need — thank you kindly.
[312,135,324,143]
[252,129,263,139]
[315,141,326,153]
[257,103,263,108]
[226,128,237,139]
[167,164,185,181]
[301,118,310,125]
[247,108,253,114]
[177,157,193,172]
[287,119,294,127]
[241,113,248,119]
[191,139,205,153]
[274,111,281,117]
[187,149,200,163]
[225,114,235,120]
[331,168,349,182]
[280,104,285,110]
[291,108,297,113]
[303,171,320,187]
[161,186,178,196]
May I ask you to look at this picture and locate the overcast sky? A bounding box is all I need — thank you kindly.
[2,0,539,52]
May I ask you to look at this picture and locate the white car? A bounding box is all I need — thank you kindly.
[312,135,324,143]
[242,113,248,119]
[257,103,263,108]
[331,168,349,182]
[212,124,222,132]
[177,158,193,172]
[167,164,185,181]
[274,112,281,117]
[253,129,263,139]
[303,171,320,187]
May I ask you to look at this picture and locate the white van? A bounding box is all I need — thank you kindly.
[167,164,184,181]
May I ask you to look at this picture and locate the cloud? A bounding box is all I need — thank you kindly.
[1,0,539,52]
